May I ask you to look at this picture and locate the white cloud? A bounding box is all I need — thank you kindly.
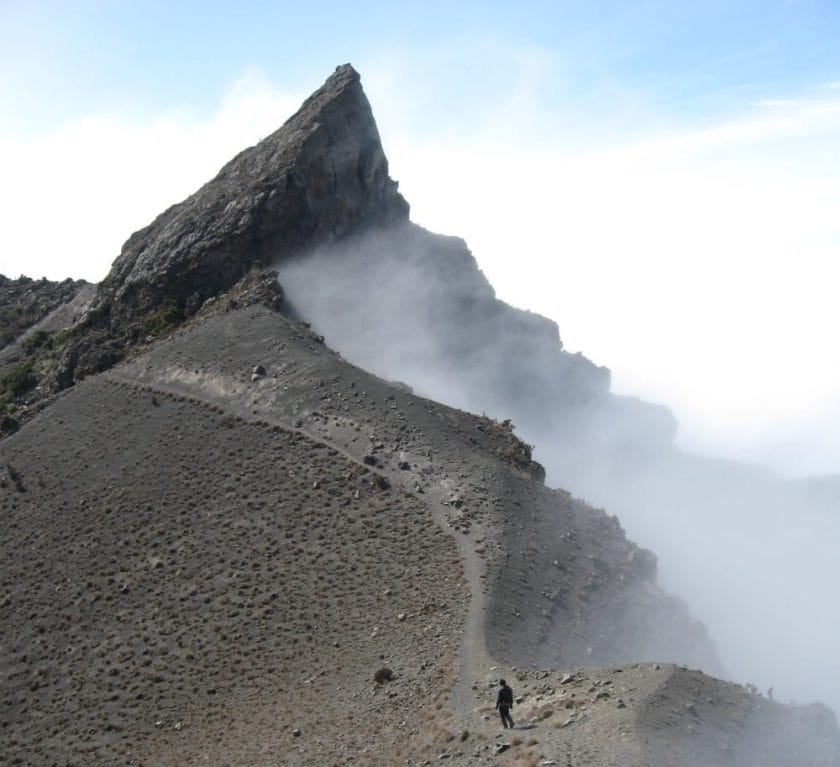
[369,82,840,477]
[1,63,838,475]
[0,69,302,282]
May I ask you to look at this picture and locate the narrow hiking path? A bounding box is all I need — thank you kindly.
[104,367,497,735]
[425,482,494,731]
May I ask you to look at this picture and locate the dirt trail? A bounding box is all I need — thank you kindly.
[104,364,494,730]
[415,482,493,732]
[91,306,840,765]
[1,374,471,766]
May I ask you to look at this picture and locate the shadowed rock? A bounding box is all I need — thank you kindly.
[0,65,409,395]
[94,64,407,338]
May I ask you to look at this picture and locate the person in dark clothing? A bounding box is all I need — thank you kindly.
[496,679,514,728]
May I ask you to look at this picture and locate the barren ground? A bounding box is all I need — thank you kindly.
[2,302,838,765]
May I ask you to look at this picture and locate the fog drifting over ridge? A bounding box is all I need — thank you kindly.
[367,68,840,479]
[2,62,839,478]
[276,222,840,715]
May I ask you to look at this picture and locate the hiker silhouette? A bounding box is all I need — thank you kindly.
[496,679,514,728]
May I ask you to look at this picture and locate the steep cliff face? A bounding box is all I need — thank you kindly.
[1,63,616,437]
[96,64,407,334]
[279,221,614,427]
[0,65,411,405]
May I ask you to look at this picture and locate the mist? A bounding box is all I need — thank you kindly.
[276,220,840,715]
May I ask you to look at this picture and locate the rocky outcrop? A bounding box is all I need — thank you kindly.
[1,65,409,403]
[0,276,93,432]
[94,64,407,339]
[278,221,613,423]
[0,275,90,350]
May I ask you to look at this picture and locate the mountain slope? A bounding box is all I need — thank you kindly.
[1,304,466,765]
[3,291,836,766]
[1,64,839,766]
[0,297,710,765]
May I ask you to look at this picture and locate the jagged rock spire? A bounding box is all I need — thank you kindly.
[97,64,408,329]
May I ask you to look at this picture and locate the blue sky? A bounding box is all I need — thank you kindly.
[3,1,838,133]
[1,0,839,476]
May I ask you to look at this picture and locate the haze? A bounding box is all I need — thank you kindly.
[1,0,839,713]
[277,224,840,715]
[1,3,839,477]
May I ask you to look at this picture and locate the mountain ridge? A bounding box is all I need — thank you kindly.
[97,64,407,324]
[1,64,838,766]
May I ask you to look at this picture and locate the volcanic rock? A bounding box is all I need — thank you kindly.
[95,64,407,339]
[1,64,838,767]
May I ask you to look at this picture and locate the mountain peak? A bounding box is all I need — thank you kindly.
[96,63,407,333]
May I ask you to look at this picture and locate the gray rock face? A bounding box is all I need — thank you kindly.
[0,277,93,427]
[0,275,90,350]
[277,221,614,432]
[95,64,408,335]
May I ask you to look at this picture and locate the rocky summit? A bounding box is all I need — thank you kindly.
[1,65,839,766]
[98,65,407,324]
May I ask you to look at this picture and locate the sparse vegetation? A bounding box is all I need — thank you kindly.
[0,324,85,422]
[21,329,53,352]
[142,303,184,339]
[5,463,25,492]
[0,275,85,349]
[433,686,451,710]
[1,359,37,400]
[491,418,536,472]
[373,666,393,684]
[0,414,19,434]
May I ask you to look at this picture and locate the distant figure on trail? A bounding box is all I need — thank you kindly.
[496,679,514,729]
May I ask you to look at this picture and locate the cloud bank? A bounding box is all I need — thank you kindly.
[365,70,840,477]
[1,62,837,474]
[0,69,302,283]
[276,219,840,717]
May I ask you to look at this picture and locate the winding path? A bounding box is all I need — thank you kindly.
[105,366,495,733]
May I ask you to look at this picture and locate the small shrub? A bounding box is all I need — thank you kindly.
[0,414,19,434]
[142,304,184,339]
[6,463,25,492]
[22,329,53,352]
[51,328,75,351]
[374,667,393,684]
[1,359,37,399]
